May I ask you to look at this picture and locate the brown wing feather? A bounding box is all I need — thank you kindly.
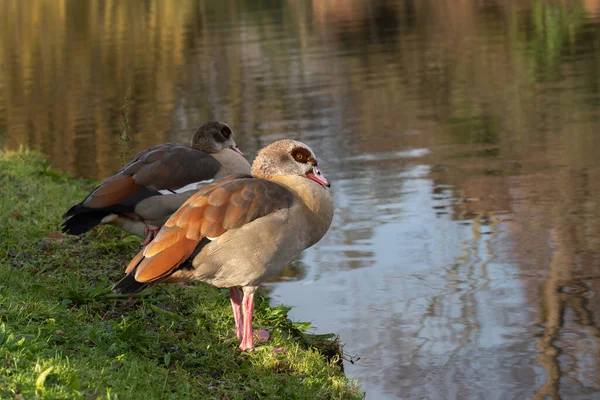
[135,239,197,282]
[123,177,294,285]
[83,175,141,208]
[125,250,145,275]
[132,145,221,190]
[79,144,222,210]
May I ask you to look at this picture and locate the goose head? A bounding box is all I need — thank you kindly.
[251,139,330,188]
[191,121,243,155]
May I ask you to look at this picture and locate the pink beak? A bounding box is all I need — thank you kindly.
[230,139,244,156]
[306,166,330,188]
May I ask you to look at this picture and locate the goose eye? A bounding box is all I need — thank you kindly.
[291,147,311,163]
[220,126,232,138]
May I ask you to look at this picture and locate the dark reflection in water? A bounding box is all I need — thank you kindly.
[3,0,600,398]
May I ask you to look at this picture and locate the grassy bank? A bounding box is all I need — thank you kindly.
[0,150,362,399]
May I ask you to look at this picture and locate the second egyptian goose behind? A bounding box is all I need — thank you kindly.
[62,121,251,245]
[113,139,333,350]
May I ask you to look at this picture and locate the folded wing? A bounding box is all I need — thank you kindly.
[113,177,294,292]
[62,143,222,234]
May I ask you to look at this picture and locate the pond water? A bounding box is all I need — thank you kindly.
[3,1,600,398]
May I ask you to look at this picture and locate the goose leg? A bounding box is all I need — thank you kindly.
[229,287,244,341]
[140,225,159,246]
[239,287,257,351]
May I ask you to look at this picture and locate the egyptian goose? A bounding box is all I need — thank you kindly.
[112,139,333,350]
[62,121,251,245]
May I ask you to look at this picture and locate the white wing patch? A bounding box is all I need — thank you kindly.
[158,179,214,195]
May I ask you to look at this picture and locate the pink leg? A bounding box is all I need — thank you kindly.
[229,287,244,341]
[238,291,255,351]
[140,226,159,247]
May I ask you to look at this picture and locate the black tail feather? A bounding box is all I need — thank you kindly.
[112,274,151,294]
[63,203,80,218]
[62,212,107,235]
[62,187,160,235]
[61,204,134,235]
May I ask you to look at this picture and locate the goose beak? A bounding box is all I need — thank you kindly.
[230,139,244,156]
[307,166,330,188]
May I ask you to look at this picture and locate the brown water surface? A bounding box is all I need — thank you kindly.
[3,1,600,398]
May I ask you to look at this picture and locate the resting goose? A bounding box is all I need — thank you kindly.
[62,121,251,245]
[113,139,333,350]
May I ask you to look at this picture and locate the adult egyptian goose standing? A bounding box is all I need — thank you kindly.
[62,121,251,245]
[113,139,333,350]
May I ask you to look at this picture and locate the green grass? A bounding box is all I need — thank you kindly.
[0,150,362,399]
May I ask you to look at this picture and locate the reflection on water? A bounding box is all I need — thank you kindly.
[3,0,600,398]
